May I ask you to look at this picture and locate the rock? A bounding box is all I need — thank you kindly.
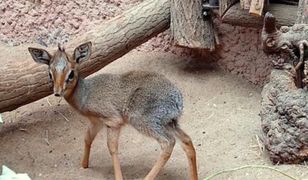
[69,20,80,29]
[7,40,20,46]
[54,18,62,26]
[43,0,52,6]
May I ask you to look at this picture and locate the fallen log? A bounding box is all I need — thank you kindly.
[222,3,297,28]
[0,0,170,113]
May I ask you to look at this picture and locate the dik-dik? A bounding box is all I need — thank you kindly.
[28,42,198,180]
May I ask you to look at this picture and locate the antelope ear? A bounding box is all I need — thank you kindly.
[73,41,92,63]
[28,47,52,65]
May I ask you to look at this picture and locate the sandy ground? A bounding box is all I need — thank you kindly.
[0,0,306,179]
[0,51,307,180]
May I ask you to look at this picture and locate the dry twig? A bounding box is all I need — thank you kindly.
[204,165,298,180]
[58,112,69,122]
[46,98,69,122]
[44,130,50,146]
[255,135,265,153]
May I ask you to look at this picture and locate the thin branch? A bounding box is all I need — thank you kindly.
[255,135,265,154]
[58,111,70,122]
[46,98,69,122]
[44,130,50,146]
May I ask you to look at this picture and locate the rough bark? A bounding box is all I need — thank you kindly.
[0,0,170,113]
[170,0,218,50]
[219,0,238,16]
[249,0,265,16]
[297,0,308,24]
[240,0,251,9]
[222,3,297,28]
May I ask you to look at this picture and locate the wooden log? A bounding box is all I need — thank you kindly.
[249,0,265,16]
[222,3,297,28]
[170,0,218,50]
[219,0,238,16]
[240,0,251,9]
[0,0,170,113]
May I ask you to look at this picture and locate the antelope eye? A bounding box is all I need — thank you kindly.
[68,70,74,81]
[48,72,53,80]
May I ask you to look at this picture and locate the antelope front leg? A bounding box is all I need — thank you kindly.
[107,127,123,180]
[82,120,103,168]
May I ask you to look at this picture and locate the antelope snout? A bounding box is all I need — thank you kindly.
[53,87,64,97]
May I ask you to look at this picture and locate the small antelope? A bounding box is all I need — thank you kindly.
[28,42,198,180]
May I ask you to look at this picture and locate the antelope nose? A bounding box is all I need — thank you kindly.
[54,93,60,97]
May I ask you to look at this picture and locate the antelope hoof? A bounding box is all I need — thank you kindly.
[82,161,89,168]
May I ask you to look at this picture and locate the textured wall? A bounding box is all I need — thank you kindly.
[216,23,278,86]
[140,23,279,86]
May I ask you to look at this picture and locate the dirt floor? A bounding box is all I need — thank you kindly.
[0,51,307,180]
[0,0,307,179]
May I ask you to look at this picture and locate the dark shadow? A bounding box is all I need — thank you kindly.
[179,49,221,74]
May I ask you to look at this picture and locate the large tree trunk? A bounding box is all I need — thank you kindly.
[170,0,218,51]
[0,0,170,113]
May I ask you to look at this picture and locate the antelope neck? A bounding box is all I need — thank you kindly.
[64,78,87,110]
